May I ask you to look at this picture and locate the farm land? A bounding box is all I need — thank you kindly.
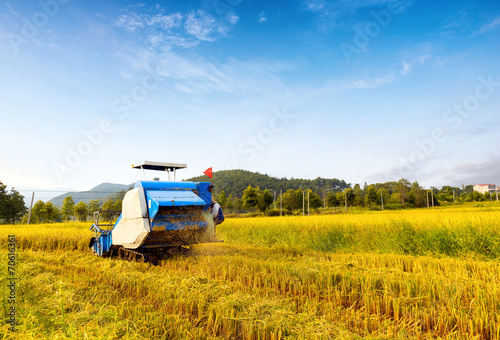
[1,203,500,339]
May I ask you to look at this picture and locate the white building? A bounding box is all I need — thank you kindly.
[473,184,497,195]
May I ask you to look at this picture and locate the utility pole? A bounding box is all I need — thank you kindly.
[431,188,434,207]
[274,191,276,210]
[427,191,430,208]
[344,190,347,213]
[303,191,305,216]
[496,190,499,202]
[280,190,282,216]
[381,190,384,211]
[27,192,35,225]
[453,190,456,205]
[307,190,310,216]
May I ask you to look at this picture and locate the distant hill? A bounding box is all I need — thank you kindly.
[48,170,350,206]
[49,183,133,207]
[185,170,350,198]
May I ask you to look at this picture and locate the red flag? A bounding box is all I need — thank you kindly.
[203,167,213,178]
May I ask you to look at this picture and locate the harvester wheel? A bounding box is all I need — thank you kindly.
[89,237,97,255]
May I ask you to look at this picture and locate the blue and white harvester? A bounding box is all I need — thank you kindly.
[89,161,219,262]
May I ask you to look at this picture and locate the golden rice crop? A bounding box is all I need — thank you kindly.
[1,205,500,339]
[218,205,500,259]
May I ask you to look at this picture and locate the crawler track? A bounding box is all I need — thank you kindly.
[118,247,145,262]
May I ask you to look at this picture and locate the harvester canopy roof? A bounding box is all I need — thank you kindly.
[132,161,187,172]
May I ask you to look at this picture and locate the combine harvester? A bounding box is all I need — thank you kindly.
[89,161,221,263]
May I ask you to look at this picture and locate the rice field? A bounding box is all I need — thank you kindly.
[1,203,500,339]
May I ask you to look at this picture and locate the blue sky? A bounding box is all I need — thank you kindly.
[0,0,499,197]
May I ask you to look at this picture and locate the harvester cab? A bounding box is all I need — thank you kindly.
[89,161,220,262]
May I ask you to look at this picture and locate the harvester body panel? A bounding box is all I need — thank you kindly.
[111,187,150,249]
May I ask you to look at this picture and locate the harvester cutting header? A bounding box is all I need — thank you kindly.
[89,161,223,263]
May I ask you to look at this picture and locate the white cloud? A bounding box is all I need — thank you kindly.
[479,16,500,34]
[115,44,292,97]
[115,13,144,31]
[229,15,239,25]
[302,0,412,32]
[330,43,431,90]
[146,33,200,49]
[401,61,411,75]
[3,2,20,17]
[439,154,500,187]
[258,11,268,23]
[115,12,183,32]
[185,10,217,41]
[148,35,163,45]
[399,43,432,75]
[114,5,239,48]
[346,72,397,89]
[304,0,327,12]
[400,54,429,75]
[147,13,183,30]
[162,35,200,49]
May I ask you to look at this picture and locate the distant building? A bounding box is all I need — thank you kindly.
[473,184,496,195]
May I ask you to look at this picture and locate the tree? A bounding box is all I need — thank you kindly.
[282,189,300,212]
[234,197,243,212]
[257,189,274,213]
[88,199,101,215]
[294,189,305,211]
[7,189,26,224]
[218,191,227,208]
[61,196,75,221]
[0,182,8,221]
[409,181,427,207]
[345,189,355,206]
[335,192,344,207]
[31,200,60,223]
[460,192,467,202]
[43,202,61,222]
[473,191,484,202]
[226,194,235,213]
[353,184,364,207]
[242,185,259,211]
[396,178,411,207]
[306,189,323,210]
[0,186,26,224]
[113,198,123,212]
[326,191,339,208]
[377,188,390,207]
[74,201,89,222]
[365,185,378,207]
[102,198,115,222]
[31,200,45,223]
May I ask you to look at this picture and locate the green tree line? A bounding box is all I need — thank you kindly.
[187,170,350,199]
[1,177,498,224]
[215,179,498,215]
